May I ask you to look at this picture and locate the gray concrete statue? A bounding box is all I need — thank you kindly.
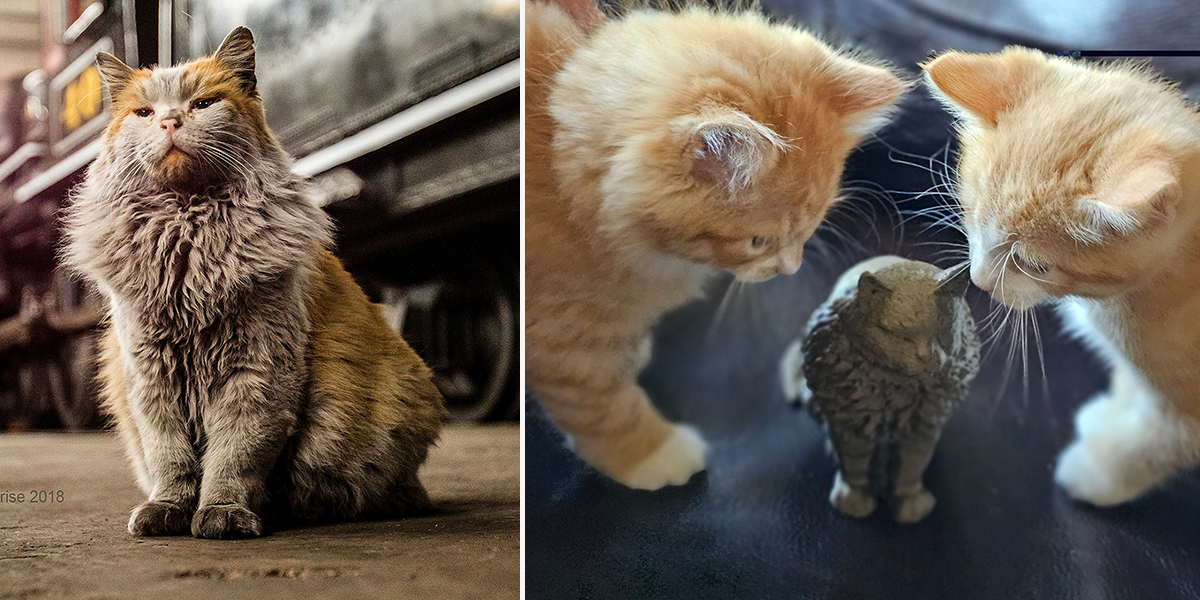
[781,256,980,523]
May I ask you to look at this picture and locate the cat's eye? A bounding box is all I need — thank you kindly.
[1011,253,1050,275]
[134,108,153,118]
[750,235,766,249]
[190,97,219,110]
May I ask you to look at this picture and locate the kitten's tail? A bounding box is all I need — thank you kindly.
[780,339,810,407]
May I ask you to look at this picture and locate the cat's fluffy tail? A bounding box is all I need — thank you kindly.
[780,339,810,407]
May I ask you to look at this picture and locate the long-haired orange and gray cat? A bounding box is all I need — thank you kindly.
[63,27,445,539]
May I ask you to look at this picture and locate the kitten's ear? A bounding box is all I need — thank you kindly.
[920,48,1047,127]
[1077,163,1181,239]
[95,52,134,100]
[678,107,788,193]
[214,26,257,91]
[936,262,972,298]
[822,55,907,137]
[857,272,892,299]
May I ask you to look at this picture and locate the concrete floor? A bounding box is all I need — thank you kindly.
[0,424,518,599]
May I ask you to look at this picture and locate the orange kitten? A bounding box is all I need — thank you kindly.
[923,48,1200,505]
[526,1,905,489]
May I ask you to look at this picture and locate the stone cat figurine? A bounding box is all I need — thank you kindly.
[781,256,979,523]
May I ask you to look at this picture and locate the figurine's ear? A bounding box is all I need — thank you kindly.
[936,262,972,298]
[857,272,892,299]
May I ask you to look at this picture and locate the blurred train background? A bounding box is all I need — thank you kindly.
[0,0,519,430]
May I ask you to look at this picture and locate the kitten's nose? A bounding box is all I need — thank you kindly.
[776,253,802,276]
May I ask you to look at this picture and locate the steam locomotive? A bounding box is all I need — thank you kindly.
[0,0,519,429]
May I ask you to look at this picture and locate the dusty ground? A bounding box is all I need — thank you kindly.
[0,424,518,599]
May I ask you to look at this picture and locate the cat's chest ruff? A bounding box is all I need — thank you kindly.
[97,191,285,322]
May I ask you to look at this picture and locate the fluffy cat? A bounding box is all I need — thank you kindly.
[923,48,1200,505]
[64,27,445,538]
[526,1,906,489]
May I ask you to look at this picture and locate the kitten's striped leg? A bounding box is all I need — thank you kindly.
[529,339,706,490]
[826,421,877,518]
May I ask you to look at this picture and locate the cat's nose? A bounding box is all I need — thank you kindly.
[160,112,184,135]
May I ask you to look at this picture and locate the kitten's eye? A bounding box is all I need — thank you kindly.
[1011,253,1050,275]
[750,235,766,249]
[134,108,153,118]
[190,97,218,110]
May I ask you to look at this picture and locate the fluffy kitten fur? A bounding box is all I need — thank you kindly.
[65,28,444,538]
[527,1,905,489]
[923,48,1200,505]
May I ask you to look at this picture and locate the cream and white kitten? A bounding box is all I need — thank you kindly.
[924,48,1200,505]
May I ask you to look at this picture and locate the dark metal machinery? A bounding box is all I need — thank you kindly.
[0,0,519,429]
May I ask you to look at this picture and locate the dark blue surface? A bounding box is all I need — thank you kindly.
[525,1,1200,597]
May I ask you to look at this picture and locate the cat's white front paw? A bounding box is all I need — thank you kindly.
[1074,393,1120,440]
[1054,440,1142,506]
[620,425,707,490]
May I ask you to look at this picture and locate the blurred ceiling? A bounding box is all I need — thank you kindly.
[0,0,41,112]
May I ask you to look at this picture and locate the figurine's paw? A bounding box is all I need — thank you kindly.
[128,500,192,536]
[618,425,707,490]
[894,488,936,523]
[191,503,264,539]
[830,475,876,518]
[1055,440,1151,506]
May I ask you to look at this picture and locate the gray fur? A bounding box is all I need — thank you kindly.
[63,29,436,538]
[784,257,979,523]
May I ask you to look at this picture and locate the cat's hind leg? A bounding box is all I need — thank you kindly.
[530,339,706,490]
[1055,362,1200,506]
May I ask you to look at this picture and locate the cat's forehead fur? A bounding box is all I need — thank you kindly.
[104,56,266,142]
[942,49,1199,245]
[871,262,940,329]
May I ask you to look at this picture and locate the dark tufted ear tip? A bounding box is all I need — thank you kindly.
[225,26,254,45]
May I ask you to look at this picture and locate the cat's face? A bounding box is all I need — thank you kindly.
[923,48,1199,309]
[558,10,905,282]
[855,263,968,373]
[95,27,270,189]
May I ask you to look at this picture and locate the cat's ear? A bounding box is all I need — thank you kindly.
[920,48,1047,127]
[678,106,789,193]
[857,271,892,299]
[95,52,135,100]
[936,262,971,298]
[214,26,257,91]
[1076,163,1181,239]
[822,55,907,137]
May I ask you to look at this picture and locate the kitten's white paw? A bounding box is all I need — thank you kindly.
[829,473,876,518]
[620,425,708,490]
[1054,440,1142,506]
[1074,393,1120,439]
[894,488,936,523]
